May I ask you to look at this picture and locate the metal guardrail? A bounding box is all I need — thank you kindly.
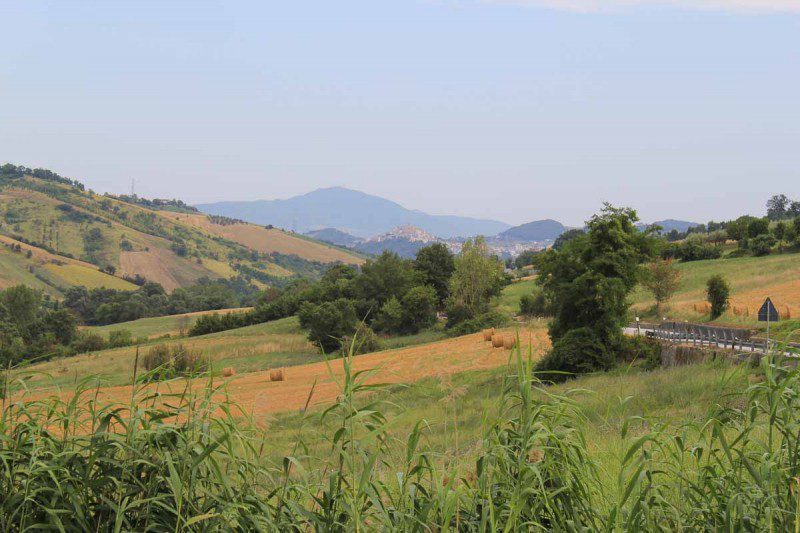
[631,321,777,353]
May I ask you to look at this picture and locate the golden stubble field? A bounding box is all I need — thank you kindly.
[16,325,550,420]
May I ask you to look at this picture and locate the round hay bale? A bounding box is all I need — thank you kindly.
[502,336,517,349]
[482,329,494,342]
[491,334,504,348]
[222,367,235,377]
[269,369,285,382]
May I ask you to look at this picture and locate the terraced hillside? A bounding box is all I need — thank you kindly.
[0,166,362,293]
[0,234,136,296]
[161,212,363,265]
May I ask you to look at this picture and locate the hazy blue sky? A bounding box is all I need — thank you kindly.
[1,1,798,226]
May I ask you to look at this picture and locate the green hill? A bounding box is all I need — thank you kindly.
[0,164,363,294]
[503,251,800,330]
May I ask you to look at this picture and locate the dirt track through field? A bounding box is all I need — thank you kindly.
[22,327,550,419]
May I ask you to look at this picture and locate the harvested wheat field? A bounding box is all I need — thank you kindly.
[162,212,363,265]
[20,325,549,420]
[119,246,216,291]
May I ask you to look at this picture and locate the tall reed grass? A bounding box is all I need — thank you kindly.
[2,337,800,530]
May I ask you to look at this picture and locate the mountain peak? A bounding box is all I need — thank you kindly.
[197,188,511,239]
[497,219,566,242]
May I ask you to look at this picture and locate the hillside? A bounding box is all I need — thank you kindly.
[304,227,363,248]
[496,219,566,242]
[354,225,445,258]
[0,234,137,296]
[159,212,363,265]
[506,251,800,330]
[638,219,700,233]
[630,252,800,327]
[0,166,362,292]
[196,186,510,239]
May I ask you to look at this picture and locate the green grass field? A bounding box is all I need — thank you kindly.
[262,355,752,492]
[630,251,800,328]
[500,252,800,330]
[497,277,538,316]
[21,317,317,390]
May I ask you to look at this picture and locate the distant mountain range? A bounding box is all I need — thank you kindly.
[495,219,566,242]
[638,219,700,234]
[197,187,700,259]
[196,187,510,239]
[305,228,363,248]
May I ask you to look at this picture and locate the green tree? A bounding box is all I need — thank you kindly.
[519,291,550,317]
[767,194,790,220]
[43,308,78,345]
[553,228,585,250]
[706,275,731,320]
[374,297,404,333]
[642,259,682,313]
[726,216,757,242]
[791,216,800,246]
[356,251,418,309]
[747,218,770,239]
[414,244,455,307]
[1,285,42,334]
[749,234,775,257]
[535,205,658,377]
[773,221,787,251]
[297,299,358,353]
[447,236,505,319]
[401,285,438,333]
[513,249,541,270]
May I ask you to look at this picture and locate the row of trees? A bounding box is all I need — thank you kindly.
[64,277,260,325]
[659,194,800,258]
[193,240,509,353]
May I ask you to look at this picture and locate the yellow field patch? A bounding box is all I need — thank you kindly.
[43,263,137,291]
[163,212,363,265]
[200,258,238,279]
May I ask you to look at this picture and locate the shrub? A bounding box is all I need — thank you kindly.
[447,309,509,336]
[519,291,551,317]
[140,343,207,381]
[620,335,663,370]
[706,274,731,319]
[374,296,404,333]
[141,343,170,374]
[107,329,134,348]
[749,234,775,256]
[297,299,357,353]
[400,285,438,333]
[341,326,381,355]
[534,327,613,381]
[663,240,722,262]
[71,332,107,353]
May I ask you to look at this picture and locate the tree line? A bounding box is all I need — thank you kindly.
[64,277,260,326]
[192,240,510,353]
